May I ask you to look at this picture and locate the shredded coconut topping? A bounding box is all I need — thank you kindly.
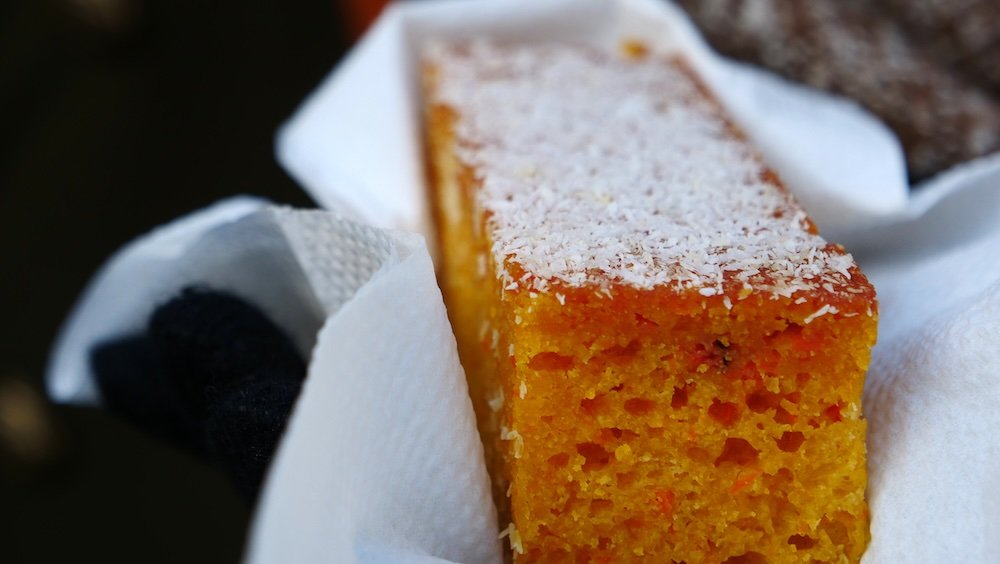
[499,522,524,554]
[427,41,859,296]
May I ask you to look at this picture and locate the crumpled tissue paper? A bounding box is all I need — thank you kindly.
[48,202,499,564]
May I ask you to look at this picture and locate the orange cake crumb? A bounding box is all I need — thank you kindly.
[424,40,876,563]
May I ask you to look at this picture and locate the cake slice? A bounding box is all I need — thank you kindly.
[424,40,876,563]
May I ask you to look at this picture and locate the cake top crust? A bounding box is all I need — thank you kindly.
[426,41,864,299]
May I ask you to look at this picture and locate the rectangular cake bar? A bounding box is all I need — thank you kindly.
[424,40,876,563]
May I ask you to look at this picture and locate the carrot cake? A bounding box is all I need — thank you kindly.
[424,40,876,563]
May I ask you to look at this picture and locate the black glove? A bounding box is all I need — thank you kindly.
[90,287,306,500]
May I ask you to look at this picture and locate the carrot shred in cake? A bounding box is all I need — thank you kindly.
[424,40,876,563]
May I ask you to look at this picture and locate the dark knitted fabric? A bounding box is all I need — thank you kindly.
[90,287,306,501]
[149,287,306,419]
[92,335,206,454]
[206,378,302,498]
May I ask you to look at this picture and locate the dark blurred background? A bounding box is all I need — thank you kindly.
[0,0,381,561]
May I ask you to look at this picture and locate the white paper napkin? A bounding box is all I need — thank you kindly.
[855,159,1000,563]
[249,210,500,563]
[47,197,323,404]
[47,202,499,564]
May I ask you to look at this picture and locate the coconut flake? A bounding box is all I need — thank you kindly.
[804,304,833,324]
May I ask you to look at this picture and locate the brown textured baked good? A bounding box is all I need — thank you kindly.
[677,0,1000,181]
[877,0,1000,96]
[425,39,876,563]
